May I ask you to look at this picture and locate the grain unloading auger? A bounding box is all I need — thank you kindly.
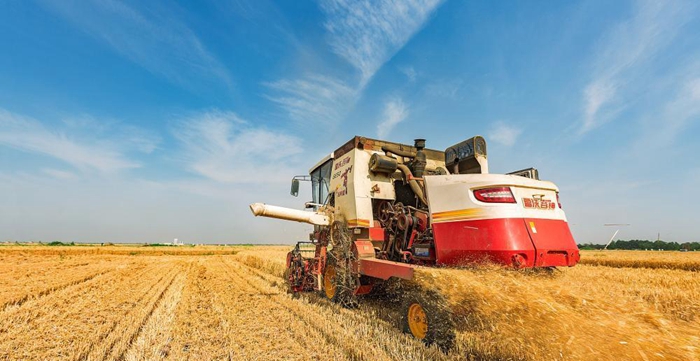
[250,136,580,350]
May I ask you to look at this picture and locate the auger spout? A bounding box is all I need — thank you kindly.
[249,203,330,226]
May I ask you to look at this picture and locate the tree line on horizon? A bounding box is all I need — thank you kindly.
[578,239,700,251]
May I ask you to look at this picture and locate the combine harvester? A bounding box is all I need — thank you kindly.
[250,136,579,350]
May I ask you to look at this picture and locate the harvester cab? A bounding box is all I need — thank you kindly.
[250,135,580,349]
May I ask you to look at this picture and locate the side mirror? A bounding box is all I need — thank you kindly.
[290,178,300,197]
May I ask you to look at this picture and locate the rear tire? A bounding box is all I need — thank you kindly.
[401,290,456,352]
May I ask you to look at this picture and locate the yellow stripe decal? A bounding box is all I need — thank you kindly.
[432,208,485,223]
[347,219,371,227]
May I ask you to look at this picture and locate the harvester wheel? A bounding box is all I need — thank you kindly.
[401,290,456,352]
[325,221,360,308]
[323,257,358,308]
[323,260,338,300]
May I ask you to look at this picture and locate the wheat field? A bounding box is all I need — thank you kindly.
[0,246,698,361]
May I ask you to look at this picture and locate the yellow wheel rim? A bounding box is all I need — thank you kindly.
[407,303,428,340]
[324,264,337,300]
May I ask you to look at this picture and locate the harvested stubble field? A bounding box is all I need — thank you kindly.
[0,246,698,361]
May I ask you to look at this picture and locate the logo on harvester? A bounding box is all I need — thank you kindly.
[336,166,353,196]
[522,197,555,210]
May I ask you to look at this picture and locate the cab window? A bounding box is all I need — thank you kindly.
[311,160,333,205]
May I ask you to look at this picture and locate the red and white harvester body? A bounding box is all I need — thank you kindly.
[250,136,579,348]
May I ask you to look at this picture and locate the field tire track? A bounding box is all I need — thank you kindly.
[224,261,378,360]
[104,271,178,360]
[115,271,182,360]
[209,258,348,361]
[82,264,182,361]
[167,260,234,361]
[122,262,191,361]
[71,264,169,359]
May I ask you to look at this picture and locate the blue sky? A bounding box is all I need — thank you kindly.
[1,0,699,244]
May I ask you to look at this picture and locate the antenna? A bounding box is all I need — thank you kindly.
[603,224,630,250]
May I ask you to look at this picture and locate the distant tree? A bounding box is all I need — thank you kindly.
[578,239,695,250]
[680,242,700,251]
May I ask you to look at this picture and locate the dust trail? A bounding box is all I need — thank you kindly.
[415,265,699,361]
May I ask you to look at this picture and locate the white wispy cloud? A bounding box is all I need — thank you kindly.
[659,77,700,139]
[425,78,464,100]
[264,74,357,124]
[42,168,78,180]
[641,77,700,148]
[582,80,616,131]
[488,122,522,147]
[399,66,417,82]
[0,109,154,172]
[41,0,232,90]
[377,98,409,138]
[321,0,443,85]
[173,110,303,183]
[61,115,160,154]
[266,0,443,125]
[580,0,694,133]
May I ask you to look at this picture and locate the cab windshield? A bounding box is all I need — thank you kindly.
[310,160,332,205]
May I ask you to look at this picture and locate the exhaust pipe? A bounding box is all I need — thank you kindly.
[249,203,330,226]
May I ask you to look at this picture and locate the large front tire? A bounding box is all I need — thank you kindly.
[323,257,358,308]
[324,221,359,308]
[323,259,339,301]
[401,290,456,352]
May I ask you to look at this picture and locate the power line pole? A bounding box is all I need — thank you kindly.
[603,223,630,250]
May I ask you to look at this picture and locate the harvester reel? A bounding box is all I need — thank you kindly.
[284,250,312,296]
